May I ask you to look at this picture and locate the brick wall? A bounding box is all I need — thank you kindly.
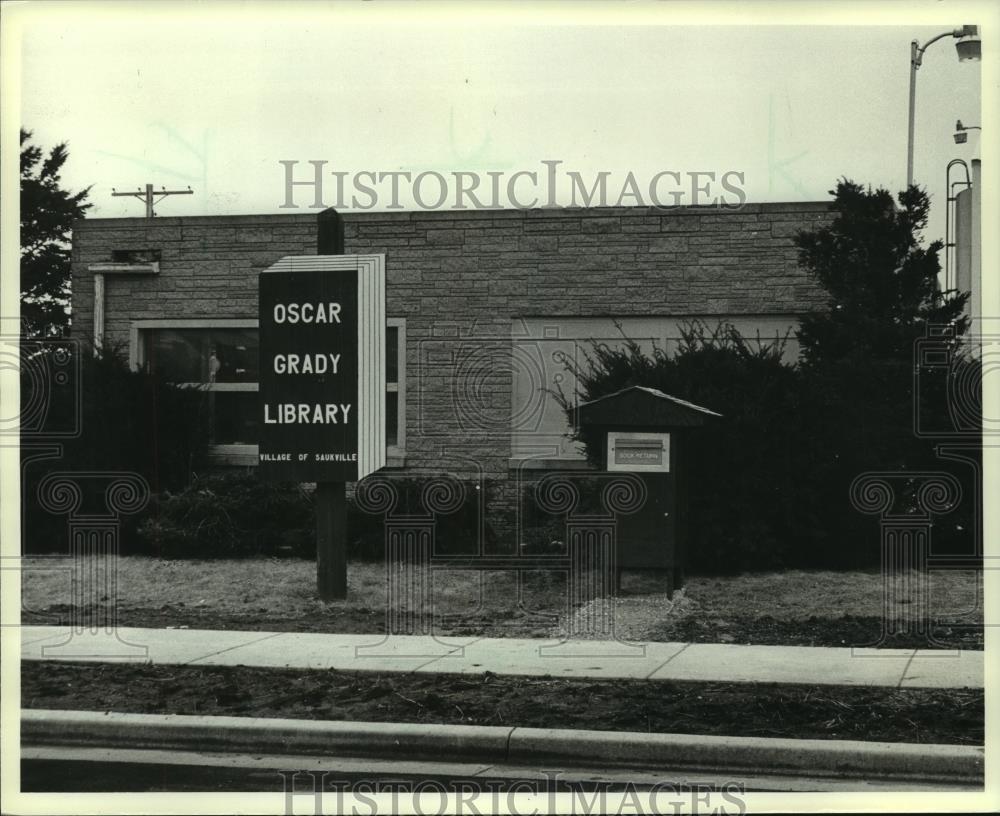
[71,203,832,535]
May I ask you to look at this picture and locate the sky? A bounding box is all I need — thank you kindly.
[6,2,991,248]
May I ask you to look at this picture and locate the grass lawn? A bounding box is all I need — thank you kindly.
[19,556,983,648]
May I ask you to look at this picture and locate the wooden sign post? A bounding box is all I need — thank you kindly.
[258,216,385,601]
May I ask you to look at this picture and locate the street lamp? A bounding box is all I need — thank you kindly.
[907,25,981,188]
[954,119,982,144]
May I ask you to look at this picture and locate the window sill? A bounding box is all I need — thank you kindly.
[207,446,407,470]
[208,445,259,467]
[90,262,159,275]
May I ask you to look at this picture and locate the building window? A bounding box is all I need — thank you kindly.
[385,317,405,453]
[112,249,162,264]
[131,318,406,464]
[137,323,259,448]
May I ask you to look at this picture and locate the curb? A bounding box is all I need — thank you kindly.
[21,709,984,786]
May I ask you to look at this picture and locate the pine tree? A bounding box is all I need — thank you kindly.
[20,129,91,338]
[795,180,968,367]
[792,180,973,562]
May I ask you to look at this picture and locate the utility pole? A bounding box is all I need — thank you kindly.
[111,183,193,217]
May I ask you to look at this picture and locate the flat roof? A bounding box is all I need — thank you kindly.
[73,200,833,229]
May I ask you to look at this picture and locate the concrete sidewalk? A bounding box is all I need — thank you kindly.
[19,625,983,688]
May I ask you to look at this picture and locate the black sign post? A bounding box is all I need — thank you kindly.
[314,481,347,600]
[258,212,385,601]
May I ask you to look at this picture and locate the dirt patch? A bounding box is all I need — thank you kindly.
[22,605,390,634]
[22,661,983,745]
[644,614,983,650]
[20,605,560,638]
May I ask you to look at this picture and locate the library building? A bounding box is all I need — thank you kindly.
[70,202,833,525]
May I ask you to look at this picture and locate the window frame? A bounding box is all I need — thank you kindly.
[130,317,406,467]
[385,317,406,458]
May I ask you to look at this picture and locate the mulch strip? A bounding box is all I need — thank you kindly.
[22,661,983,745]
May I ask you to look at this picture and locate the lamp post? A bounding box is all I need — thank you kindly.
[954,119,982,144]
[907,25,981,189]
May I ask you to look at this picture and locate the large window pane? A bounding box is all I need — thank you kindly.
[140,323,405,453]
[146,329,259,383]
[386,326,398,384]
[386,391,398,447]
[210,391,260,445]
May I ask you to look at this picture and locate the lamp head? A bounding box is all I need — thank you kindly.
[954,130,968,144]
[955,25,981,61]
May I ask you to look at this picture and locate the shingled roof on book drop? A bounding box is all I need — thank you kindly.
[577,386,722,428]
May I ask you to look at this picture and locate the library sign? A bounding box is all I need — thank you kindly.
[258,255,386,482]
